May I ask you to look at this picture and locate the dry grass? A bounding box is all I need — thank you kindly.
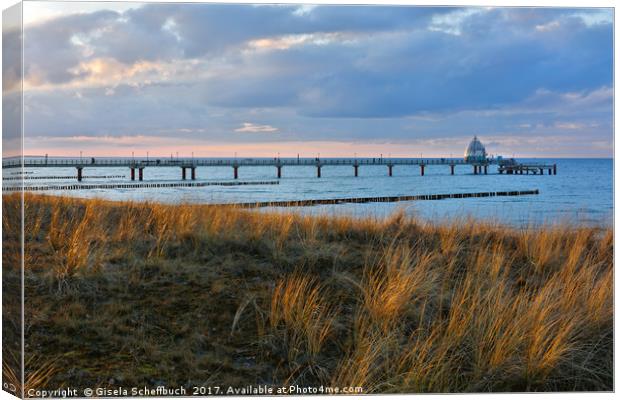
[2,350,60,398]
[1,193,613,393]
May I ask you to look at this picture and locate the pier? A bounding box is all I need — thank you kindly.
[498,163,557,175]
[2,157,557,182]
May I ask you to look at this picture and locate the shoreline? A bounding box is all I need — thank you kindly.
[6,192,613,230]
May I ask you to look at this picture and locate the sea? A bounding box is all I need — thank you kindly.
[5,158,613,227]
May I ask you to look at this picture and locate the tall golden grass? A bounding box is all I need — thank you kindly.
[2,193,613,392]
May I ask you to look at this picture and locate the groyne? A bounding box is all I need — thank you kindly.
[224,189,540,208]
[3,180,279,192]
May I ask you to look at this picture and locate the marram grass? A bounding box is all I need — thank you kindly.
[2,193,613,393]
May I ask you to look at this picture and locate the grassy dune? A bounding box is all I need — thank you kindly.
[2,193,613,393]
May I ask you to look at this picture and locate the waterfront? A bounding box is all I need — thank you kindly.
[5,157,613,227]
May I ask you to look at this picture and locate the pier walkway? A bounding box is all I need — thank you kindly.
[499,163,557,175]
[2,157,557,181]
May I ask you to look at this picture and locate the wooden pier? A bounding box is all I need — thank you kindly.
[2,157,558,182]
[498,163,557,175]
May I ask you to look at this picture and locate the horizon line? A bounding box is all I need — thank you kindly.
[7,155,614,160]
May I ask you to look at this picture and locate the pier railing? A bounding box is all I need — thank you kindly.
[3,157,474,168]
[2,157,556,182]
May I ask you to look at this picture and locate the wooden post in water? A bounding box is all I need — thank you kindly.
[138,167,144,181]
[233,166,239,179]
[130,168,135,181]
[277,165,282,179]
[450,164,455,175]
[182,167,186,180]
[191,167,196,180]
[317,165,321,178]
[420,164,425,176]
[388,164,393,177]
[76,167,83,182]
[553,164,557,175]
[353,164,359,177]
[484,165,488,174]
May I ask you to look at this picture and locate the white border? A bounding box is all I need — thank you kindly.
[0,1,616,400]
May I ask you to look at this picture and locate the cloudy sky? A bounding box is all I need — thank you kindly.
[12,1,614,157]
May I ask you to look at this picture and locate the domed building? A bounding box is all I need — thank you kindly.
[464,136,487,162]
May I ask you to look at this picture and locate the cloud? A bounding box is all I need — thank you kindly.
[22,4,444,88]
[535,21,561,32]
[234,122,279,133]
[554,122,585,130]
[18,4,613,157]
[24,10,121,85]
[428,8,487,35]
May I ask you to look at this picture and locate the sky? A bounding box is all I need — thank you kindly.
[5,1,614,158]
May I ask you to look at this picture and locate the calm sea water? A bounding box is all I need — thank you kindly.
[9,158,613,227]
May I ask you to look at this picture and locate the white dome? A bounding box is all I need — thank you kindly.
[464,136,487,161]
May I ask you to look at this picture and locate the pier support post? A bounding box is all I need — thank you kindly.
[354,164,359,177]
[548,168,552,175]
[420,164,425,176]
[277,166,282,179]
[473,165,477,175]
[130,168,135,181]
[77,167,83,182]
[388,164,393,177]
[182,167,186,180]
[484,165,488,175]
[317,165,321,178]
[450,164,455,175]
[191,167,196,180]
[539,168,543,175]
[233,166,239,179]
[138,167,144,181]
[553,164,557,175]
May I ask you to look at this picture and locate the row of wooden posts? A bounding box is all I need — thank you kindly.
[74,163,500,182]
[222,189,541,208]
[69,163,558,182]
[4,180,279,192]
[499,165,557,175]
[3,175,124,181]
